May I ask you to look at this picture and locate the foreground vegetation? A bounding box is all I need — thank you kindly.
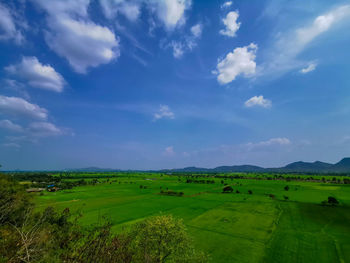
[2,171,350,262]
[0,173,207,263]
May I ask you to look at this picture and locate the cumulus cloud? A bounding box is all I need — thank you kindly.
[154,105,175,120]
[99,0,141,21]
[33,0,120,74]
[221,1,233,9]
[244,95,271,108]
[214,43,257,84]
[263,5,350,77]
[300,62,317,74]
[220,11,240,37]
[0,119,23,132]
[0,95,48,120]
[0,3,24,44]
[246,137,291,150]
[5,57,65,92]
[151,0,192,30]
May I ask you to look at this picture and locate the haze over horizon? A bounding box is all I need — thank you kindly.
[1,0,350,170]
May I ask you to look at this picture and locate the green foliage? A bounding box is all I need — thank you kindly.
[0,174,207,263]
[131,215,207,263]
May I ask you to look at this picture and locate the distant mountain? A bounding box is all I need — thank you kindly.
[67,158,350,174]
[213,165,265,172]
[162,165,264,173]
[164,158,350,174]
[331,158,350,172]
[273,161,333,173]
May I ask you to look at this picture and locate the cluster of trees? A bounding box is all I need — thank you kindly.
[172,172,350,184]
[160,190,184,197]
[222,186,252,195]
[0,174,207,263]
[186,179,215,184]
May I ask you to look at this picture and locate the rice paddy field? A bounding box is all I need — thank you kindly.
[35,173,350,263]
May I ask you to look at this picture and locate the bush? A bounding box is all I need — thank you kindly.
[327,196,339,205]
[284,185,289,191]
[248,190,253,195]
[222,186,233,193]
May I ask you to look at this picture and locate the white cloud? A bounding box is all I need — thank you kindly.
[263,5,350,77]
[167,23,202,58]
[33,0,120,74]
[191,23,202,38]
[33,0,90,18]
[151,0,192,30]
[164,146,175,156]
[221,1,233,9]
[220,11,240,37]
[28,122,63,137]
[296,6,350,47]
[0,95,48,120]
[5,57,65,92]
[154,105,175,120]
[246,137,291,150]
[0,3,23,44]
[300,62,317,74]
[0,119,23,132]
[99,0,141,21]
[170,41,184,58]
[46,18,119,74]
[214,43,258,84]
[244,95,271,108]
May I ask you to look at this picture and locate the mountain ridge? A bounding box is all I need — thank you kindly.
[63,158,350,174]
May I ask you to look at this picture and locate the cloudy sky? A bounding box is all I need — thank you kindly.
[1,0,350,170]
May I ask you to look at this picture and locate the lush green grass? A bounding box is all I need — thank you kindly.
[35,174,350,263]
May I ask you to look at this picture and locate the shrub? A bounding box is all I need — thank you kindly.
[284,185,289,191]
[327,196,339,205]
[248,190,253,195]
[222,186,233,193]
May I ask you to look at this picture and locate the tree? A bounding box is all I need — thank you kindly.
[248,190,253,195]
[284,185,289,191]
[131,215,207,263]
[222,186,233,193]
[327,196,339,205]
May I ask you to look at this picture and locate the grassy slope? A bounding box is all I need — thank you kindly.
[35,175,350,263]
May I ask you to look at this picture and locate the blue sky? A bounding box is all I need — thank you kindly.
[1,0,350,170]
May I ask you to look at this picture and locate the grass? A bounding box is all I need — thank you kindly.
[35,173,350,263]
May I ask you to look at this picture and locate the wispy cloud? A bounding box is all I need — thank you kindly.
[246,137,291,151]
[300,62,317,74]
[154,105,175,121]
[260,5,350,78]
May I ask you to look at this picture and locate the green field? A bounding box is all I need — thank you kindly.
[35,174,350,263]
